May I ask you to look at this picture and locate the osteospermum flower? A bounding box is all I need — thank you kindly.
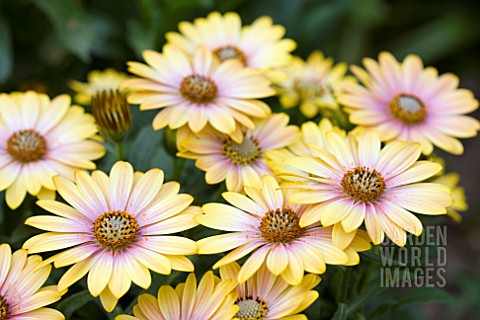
[337,52,480,155]
[178,113,299,192]
[284,130,452,246]
[276,51,349,118]
[23,161,200,311]
[115,272,238,320]
[124,45,275,136]
[166,12,296,77]
[0,91,105,209]
[220,262,319,320]
[69,69,129,105]
[266,118,345,183]
[0,244,64,319]
[196,175,371,285]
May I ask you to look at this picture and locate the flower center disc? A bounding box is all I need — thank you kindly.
[213,46,246,65]
[7,129,47,162]
[93,211,138,250]
[180,75,217,104]
[389,93,426,125]
[236,296,269,320]
[260,208,304,244]
[341,166,386,203]
[0,295,9,320]
[223,136,262,166]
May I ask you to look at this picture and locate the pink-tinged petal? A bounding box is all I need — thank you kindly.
[378,201,423,236]
[428,115,479,138]
[121,250,151,289]
[12,290,61,314]
[200,203,257,231]
[23,233,90,254]
[53,243,99,268]
[74,171,109,214]
[280,249,304,285]
[376,141,421,179]
[222,191,266,215]
[165,255,194,272]
[386,183,451,212]
[37,95,71,134]
[292,242,326,274]
[141,206,200,235]
[127,168,164,215]
[193,46,213,76]
[421,127,464,155]
[357,131,381,167]
[158,286,181,319]
[109,161,134,211]
[374,207,406,246]
[0,244,12,288]
[325,131,357,168]
[213,240,265,269]
[108,256,132,299]
[130,246,171,275]
[139,236,197,255]
[299,203,324,227]
[197,232,253,254]
[289,191,339,205]
[364,204,384,244]
[402,54,423,93]
[88,253,113,296]
[25,215,90,233]
[387,161,442,187]
[266,244,288,275]
[36,200,89,222]
[139,194,193,226]
[332,223,357,250]
[137,293,162,319]
[58,257,97,291]
[244,185,270,211]
[261,175,283,210]
[0,161,21,191]
[341,202,366,233]
[320,199,352,226]
[237,246,270,283]
[53,176,97,220]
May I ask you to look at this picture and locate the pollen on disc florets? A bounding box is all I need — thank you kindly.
[180,74,218,104]
[7,129,47,163]
[341,166,386,203]
[222,136,262,166]
[213,46,247,65]
[235,296,269,320]
[0,295,9,320]
[93,211,138,250]
[389,93,426,125]
[260,208,304,244]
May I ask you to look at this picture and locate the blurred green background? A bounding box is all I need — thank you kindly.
[0,0,479,319]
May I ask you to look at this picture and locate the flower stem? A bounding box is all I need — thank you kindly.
[115,141,124,161]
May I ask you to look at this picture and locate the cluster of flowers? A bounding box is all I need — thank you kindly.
[0,11,477,320]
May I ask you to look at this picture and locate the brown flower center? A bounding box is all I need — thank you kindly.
[236,296,269,320]
[223,136,262,166]
[0,295,9,320]
[180,75,217,104]
[7,129,47,162]
[213,46,246,65]
[93,211,138,250]
[341,166,386,203]
[389,93,426,125]
[260,208,304,244]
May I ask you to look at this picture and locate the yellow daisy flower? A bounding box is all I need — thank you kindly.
[337,52,480,155]
[431,172,467,223]
[0,91,105,209]
[115,271,238,320]
[276,51,350,118]
[0,244,64,320]
[220,262,320,320]
[196,175,371,285]
[266,118,345,183]
[166,12,296,76]
[178,113,299,192]
[69,68,129,105]
[284,130,452,246]
[124,45,274,136]
[23,161,200,312]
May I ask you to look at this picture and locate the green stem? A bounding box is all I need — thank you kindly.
[338,267,352,303]
[173,158,185,181]
[115,141,124,161]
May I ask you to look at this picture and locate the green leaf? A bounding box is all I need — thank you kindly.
[0,19,13,84]
[56,290,95,319]
[395,287,454,305]
[35,0,95,62]
[360,251,404,267]
[332,303,348,320]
